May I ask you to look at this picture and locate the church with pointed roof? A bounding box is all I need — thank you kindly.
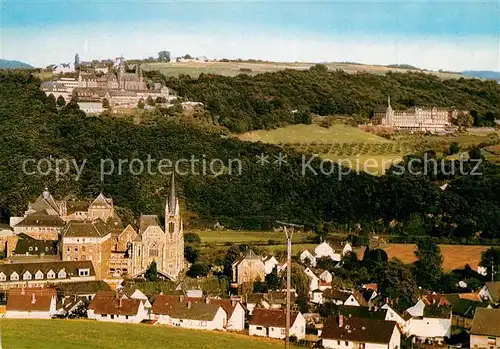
[108,175,184,281]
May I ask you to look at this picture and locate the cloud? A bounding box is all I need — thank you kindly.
[2,22,499,72]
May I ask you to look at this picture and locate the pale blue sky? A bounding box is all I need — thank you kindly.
[1,1,499,70]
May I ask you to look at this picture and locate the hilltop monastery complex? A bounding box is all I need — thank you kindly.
[41,57,171,113]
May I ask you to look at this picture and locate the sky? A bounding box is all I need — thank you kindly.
[1,0,499,71]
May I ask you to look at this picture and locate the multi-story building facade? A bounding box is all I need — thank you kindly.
[375,96,462,131]
[61,219,113,280]
[232,250,266,286]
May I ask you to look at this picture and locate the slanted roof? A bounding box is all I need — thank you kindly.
[0,223,13,231]
[62,219,110,238]
[66,200,91,215]
[471,308,500,337]
[139,215,162,234]
[324,289,351,302]
[7,288,57,312]
[15,212,65,228]
[0,260,95,280]
[248,309,299,328]
[57,281,112,296]
[321,316,397,344]
[485,282,500,302]
[151,295,222,320]
[89,193,113,208]
[151,295,238,318]
[13,233,57,255]
[338,305,387,320]
[89,295,141,316]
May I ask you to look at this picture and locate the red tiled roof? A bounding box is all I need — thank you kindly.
[7,287,56,312]
[89,291,140,316]
[248,309,299,328]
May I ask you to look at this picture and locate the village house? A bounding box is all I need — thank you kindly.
[300,250,317,267]
[0,260,96,289]
[6,287,58,319]
[232,250,265,286]
[315,242,341,262]
[406,295,452,344]
[321,315,401,349]
[248,308,306,340]
[479,282,500,304]
[304,267,320,294]
[262,256,279,275]
[87,290,148,323]
[152,295,227,330]
[244,291,297,315]
[470,308,500,348]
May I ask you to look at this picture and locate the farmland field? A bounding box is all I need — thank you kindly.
[0,319,289,349]
[196,229,314,245]
[141,61,464,79]
[383,243,490,271]
[238,124,500,175]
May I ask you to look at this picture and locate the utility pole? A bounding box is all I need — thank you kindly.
[276,221,303,349]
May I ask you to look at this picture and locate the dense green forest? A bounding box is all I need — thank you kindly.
[146,65,500,132]
[1,71,500,242]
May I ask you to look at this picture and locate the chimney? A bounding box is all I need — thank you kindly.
[205,296,210,304]
[31,293,36,304]
[21,288,25,295]
[119,298,123,308]
[338,314,343,328]
[187,301,192,309]
[231,299,236,307]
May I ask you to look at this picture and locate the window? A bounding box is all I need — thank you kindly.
[199,321,207,327]
[29,247,33,252]
[169,222,175,234]
[58,269,67,278]
[78,268,90,277]
[126,316,129,320]
[256,326,263,330]
[74,247,78,252]
[281,329,285,335]
[149,242,158,257]
[111,315,114,319]
[337,341,341,346]
[0,273,5,281]
[10,272,19,281]
[345,342,348,346]
[35,271,43,280]
[47,270,55,279]
[101,314,107,317]
[82,246,86,252]
[82,255,86,261]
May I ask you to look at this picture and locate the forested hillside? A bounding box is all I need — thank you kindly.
[146,65,500,132]
[1,71,500,241]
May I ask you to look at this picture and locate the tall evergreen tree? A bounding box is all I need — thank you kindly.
[413,239,443,290]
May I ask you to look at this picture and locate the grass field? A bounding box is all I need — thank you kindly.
[0,319,288,349]
[383,243,490,271]
[141,61,463,79]
[238,124,500,175]
[196,230,314,245]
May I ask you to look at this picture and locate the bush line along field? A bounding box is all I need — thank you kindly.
[196,230,314,244]
[1,319,287,349]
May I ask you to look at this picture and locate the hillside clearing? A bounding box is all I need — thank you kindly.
[0,319,289,349]
[141,61,463,79]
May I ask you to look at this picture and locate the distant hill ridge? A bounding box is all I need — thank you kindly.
[0,59,33,69]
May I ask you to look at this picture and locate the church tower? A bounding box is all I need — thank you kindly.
[118,56,125,90]
[385,95,394,126]
[164,173,184,276]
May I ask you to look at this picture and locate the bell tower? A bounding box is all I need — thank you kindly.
[164,172,184,277]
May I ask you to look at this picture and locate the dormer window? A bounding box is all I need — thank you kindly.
[35,270,44,280]
[23,271,32,280]
[47,270,55,279]
[57,269,67,278]
[10,272,19,281]
[78,268,90,277]
[0,273,6,281]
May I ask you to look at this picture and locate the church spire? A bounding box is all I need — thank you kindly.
[168,172,177,215]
